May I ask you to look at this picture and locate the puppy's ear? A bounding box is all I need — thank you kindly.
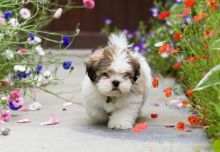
[129,58,140,82]
[85,62,96,81]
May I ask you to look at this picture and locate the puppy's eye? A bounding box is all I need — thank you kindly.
[123,72,131,78]
[102,72,109,78]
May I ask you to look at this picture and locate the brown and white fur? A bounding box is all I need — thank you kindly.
[82,33,152,129]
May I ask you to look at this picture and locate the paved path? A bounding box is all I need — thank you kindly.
[0,50,213,152]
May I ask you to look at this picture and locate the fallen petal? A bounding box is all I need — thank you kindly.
[18,106,30,112]
[62,102,73,107]
[17,119,31,123]
[40,116,59,126]
[29,102,42,111]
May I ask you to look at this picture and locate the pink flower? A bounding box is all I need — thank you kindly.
[18,49,29,53]
[0,110,11,122]
[83,0,95,9]
[8,90,24,107]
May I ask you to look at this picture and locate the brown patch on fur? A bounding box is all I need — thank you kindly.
[127,55,140,82]
[85,46,115,82]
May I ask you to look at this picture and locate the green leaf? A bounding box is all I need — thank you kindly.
[212,140,220,152]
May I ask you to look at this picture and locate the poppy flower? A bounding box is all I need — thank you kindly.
[194,13,208,22]
[173,32,182,41]
[158,11,170,20]
[151,113,158,119]
[132,122,148,133]
[183,7,192,15]
[186,88,193,97]
[152,77,159,88]
[186,56,197,62]
[164,87,172,97]
[188,115,200,126]
[185,0,196,7]
[172,62,182,69]
[176,122,185,132]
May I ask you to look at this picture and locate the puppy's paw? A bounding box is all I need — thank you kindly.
[108,120,133,130]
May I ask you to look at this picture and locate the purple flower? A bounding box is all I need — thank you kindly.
[104,18,112,24]
[63,61,72,70]
[35,65,43,74]
[127,33,134,39]
[62,36,71,47]
[28,34,35,40]
[4,11,12,20]
[175,0,183,3]
[184,15,193,25]
[150,7,159,17]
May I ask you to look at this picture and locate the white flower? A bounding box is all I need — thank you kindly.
[160,52,169,58]
[19,8,31,19]
[54,8,62,19]
[5,49,14,60]
[8,18,19,28]
[43,70,52,79]
[35,45,45,56]
[34,36,42,43]
[154,41,166,47]
[14,65,26,72]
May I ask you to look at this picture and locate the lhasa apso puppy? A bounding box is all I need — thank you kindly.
[82,33,152,129]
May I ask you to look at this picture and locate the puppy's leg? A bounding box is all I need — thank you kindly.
[86,107,108,123]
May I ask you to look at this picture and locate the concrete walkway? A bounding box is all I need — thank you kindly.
[0,50,213,152]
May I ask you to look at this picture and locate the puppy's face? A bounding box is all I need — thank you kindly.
[85,46,140,97]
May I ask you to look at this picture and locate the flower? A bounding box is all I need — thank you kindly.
[194,13,208,22]
[158,43,169,54]
[4,11,12,20]
[63,61,72,70]
[9,102,22,110]
[185,0,196,7]
[0,110,11,122]
[8,90,24,110]
[0,16,5,25]
[186,88,193,97]
[154,41,166,47]
[132,122,148,133]
[19,8,31,19]
[28,34,35,40]
[176,122,185,132]
[152,77,159,88]
[172,62,182,69]
[35,65,43,74]
[83,0,95,9]
[183,7,192,16]
[150,7,159,17]
[27,34,42,44]
[5,49,14,60]
[54,8,62,19]
[186,56,197,62]
[18,49,29,53]
[158,11,170,20]
[151,113,158,119]
[104,18,112,24]
[14,65,26,72]
[181,99,190,108]
[160,52,169,58]
[173,32,182,41]
[164,87,172,97]
[43,70,52,79]
[188,115,200,126]
[62,36,71,47]
[184,15,193,25]
[8,18,19,28]
[35,45,45,56]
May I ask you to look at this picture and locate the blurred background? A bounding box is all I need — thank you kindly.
[46,0,164,48]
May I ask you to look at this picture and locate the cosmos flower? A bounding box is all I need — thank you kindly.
[164,87,172,97]
[54,8,62,19]
[0,110,11,122]
[83,0,95,9]
[158,11,170,20]
[19,8,31,19]
[63,61,72,70]
[176,122,185,132]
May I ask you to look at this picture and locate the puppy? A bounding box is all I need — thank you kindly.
[82,33,152,129]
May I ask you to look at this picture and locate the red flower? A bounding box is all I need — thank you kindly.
[183,7,192,15]
[172,62,182,69]
[158,11,170,20]
[194,13,208,22]
[185,0,196,7]
[202,55,210,60]
[18,49,29,53]
[164,87,172,97]
[132,122,148,133]
[176,122,185,132]
[186,88,193,97]
[151,113,158,119]
[173,32,182,41]
[152,77,159,88]
[186,56,197,62]
[158,44,168,54]
[188,115,200,126]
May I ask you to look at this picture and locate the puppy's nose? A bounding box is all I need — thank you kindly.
[112,80,120,87]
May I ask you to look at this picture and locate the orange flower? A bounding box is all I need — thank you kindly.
[186,88,193,97]
[158,11,170,20]
[164,87,172,97]
[182,99,189,108]
[203,29,214,39]
[152,77,159,88]
[185,0,196,7]
[188,115,200,126]
[172,62,182,69]
[173,32,182,41]
[207,0,218,4]
[176,122,185,132]
[186,56,197,62]
[132,122,148,133]
[194,13,208,22]
[183,7,192,15]
[158,44,168,54]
